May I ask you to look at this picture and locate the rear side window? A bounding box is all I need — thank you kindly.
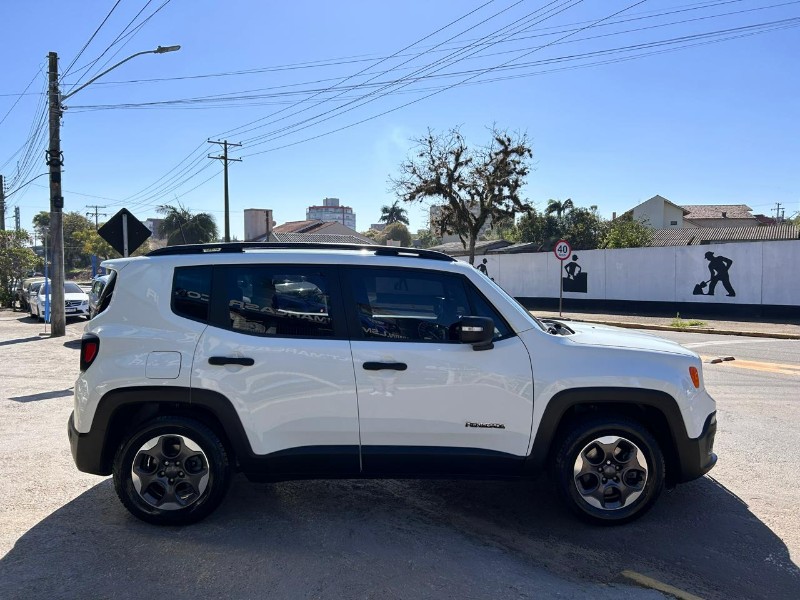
[220,265,334,338]
[172,266,211,323]
[96,271,117,316]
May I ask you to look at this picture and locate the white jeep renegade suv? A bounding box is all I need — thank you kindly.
[68,243,717,526]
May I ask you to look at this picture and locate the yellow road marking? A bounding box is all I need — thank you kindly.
[621,570,704,600]
[701,357,800,376]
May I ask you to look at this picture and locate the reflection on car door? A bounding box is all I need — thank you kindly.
[192,264,360,477]
[343,266,534,476]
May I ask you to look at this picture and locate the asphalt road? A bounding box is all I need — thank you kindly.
[1,312,798,599]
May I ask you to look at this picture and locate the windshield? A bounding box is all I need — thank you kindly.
[39,282,84,295]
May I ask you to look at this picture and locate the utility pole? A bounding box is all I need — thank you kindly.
[774,202,784,224]
[0,175,5,231]
[208,139,242,242]
[86,205,107,229]
[47,51,66,337]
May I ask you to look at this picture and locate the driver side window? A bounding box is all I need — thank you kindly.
[350,268,470,343]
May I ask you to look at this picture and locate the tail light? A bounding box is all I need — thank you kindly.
[80,334,100,371]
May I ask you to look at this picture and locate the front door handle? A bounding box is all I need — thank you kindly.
[208,356,255,366]
[363,361,407,371]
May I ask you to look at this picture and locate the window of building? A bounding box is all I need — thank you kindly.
[670,220,678,226]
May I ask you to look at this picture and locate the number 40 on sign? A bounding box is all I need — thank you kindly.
[554,239,571,261]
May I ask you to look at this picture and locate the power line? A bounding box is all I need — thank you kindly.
[59,0,755,90]
[0,66,43,129]
[69,4,800,115]
[61,0,124,79]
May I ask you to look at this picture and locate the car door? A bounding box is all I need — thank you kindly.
[191,263,360,477]
[343,266,534,476]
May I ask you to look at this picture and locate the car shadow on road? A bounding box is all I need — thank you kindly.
[1,475,797,599]
[8,388,73,403]
[0,336,43,347]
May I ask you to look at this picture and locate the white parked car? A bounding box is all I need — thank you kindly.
[69,243,717,526]
[32,281,91,321]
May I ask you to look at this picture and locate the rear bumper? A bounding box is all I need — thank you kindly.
[68,411,109,475]
[674,411,717,483]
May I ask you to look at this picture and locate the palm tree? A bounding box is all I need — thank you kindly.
[379,200,410,225]
[157,203,219,246]
[545,198,574,219]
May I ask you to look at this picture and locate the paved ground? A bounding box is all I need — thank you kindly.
[1,308,799,599]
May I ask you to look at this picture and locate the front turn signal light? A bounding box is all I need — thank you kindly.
[689,366,700,389]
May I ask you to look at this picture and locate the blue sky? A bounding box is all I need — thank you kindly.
[2,0,798,239]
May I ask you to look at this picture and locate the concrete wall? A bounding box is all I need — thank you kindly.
[461,240,800,308]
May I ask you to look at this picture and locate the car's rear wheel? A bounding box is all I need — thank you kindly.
[553,417,664,525]
[112,416,232,525]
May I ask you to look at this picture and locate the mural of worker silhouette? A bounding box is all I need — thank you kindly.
[476,258,489,276]
[562,254,588,293]
[693,251,736,297]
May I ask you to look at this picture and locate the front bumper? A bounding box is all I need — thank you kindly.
[674,411,717,483]
[68,411,109,475]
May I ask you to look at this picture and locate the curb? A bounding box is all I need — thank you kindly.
[552,317,800,340]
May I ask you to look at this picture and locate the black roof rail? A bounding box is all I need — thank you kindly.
[146,242,456,262]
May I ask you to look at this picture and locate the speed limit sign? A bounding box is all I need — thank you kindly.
[554,239,571,261]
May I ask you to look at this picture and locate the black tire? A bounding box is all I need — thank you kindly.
[112,416,232,525]
[553,417,664,525]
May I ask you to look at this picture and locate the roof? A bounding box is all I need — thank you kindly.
[268,232,378,245]
[488,242,545,254]
[650,225,799,246]
[272,220,332,234]
[622,195,689,217]
[428,239,512,256]
[681,204,753,220]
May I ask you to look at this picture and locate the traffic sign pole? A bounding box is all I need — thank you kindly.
[553,239,572,317]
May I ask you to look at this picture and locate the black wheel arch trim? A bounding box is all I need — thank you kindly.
[69,386,257,476]
[525,387,716,484]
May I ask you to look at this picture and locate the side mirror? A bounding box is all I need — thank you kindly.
[458,316,495,351]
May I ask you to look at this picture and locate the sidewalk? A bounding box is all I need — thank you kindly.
[533,308,800,339]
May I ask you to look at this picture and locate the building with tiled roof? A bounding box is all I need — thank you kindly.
[250,219,375,245]
[428,239,512,257]
[650,224,799,247]
[681,204,759,227]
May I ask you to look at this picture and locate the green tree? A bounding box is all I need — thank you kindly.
[157,203,219,246]
[378,200,410,226]
[545,198,574,219]
[380,222,412,246]
[561,207,608,250]
[32,211,94,269]
[516,209,560,247]
[0,230,38,307]
[391,126,534,264]
[414,229,441,249]
[601,216,653,249]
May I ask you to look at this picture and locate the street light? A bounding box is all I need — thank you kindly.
[47,44,180,337]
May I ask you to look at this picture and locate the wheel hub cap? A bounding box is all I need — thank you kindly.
[131,435,210,511]
[573,435,648,511]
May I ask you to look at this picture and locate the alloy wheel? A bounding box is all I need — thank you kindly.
[572,435,648,510]
[131,434,210,511]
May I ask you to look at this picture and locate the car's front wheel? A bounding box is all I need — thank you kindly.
[112,416,232,525]
[553,417,664,525]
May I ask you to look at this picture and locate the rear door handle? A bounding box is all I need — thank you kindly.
[208,356,255,366]
[363,361,407,371]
